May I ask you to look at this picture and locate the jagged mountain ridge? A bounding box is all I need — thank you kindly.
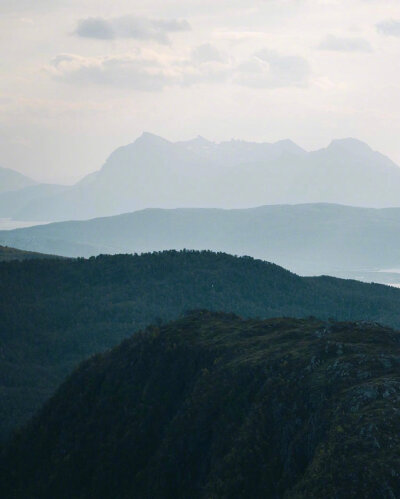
[3,311,400,498]
[3,133,400,221]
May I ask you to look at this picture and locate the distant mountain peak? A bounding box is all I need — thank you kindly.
[182,135,213,146]
[273,139,305,154]
[178,136,215,151]
[327,137,373,154]
[192,135,213,145]
[134,132,172,147]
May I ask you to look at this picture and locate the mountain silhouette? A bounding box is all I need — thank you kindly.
[2,134,400,221]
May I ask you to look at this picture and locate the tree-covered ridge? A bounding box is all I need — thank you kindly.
[1,249,400,441]
[0,245,62,261]
[2,311,400,498]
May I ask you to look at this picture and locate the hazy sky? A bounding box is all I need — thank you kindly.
[1,0,400,183]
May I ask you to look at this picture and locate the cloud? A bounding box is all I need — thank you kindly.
[47,46,311,92]
[75,18,114,40]
[376,20,400,37]
[318,34,373,53]
[74,16,190,44]
[0,0,64,14]
[48,53,177,91]
[47,51,228,90]
[235,50,311,89]
[191,44,226,64]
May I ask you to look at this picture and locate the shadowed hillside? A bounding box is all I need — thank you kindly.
[1,250,400,441]
[0,245,62,262]
[2,311,400,498]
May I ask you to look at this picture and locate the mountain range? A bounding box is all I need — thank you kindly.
[1,203,400,281]
[2,133,400,222]
[3,310,400,498]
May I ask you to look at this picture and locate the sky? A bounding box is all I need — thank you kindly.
[1,0,400,184]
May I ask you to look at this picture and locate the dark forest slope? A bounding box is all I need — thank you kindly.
[2,311,400,498]
[0,245,61,261]
[1,250,400,440]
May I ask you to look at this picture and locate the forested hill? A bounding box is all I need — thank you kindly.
[1,250,400,441]
[2,311,400,498]
[0,245,62,262]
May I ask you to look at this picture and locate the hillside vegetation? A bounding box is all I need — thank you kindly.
[0,245,61,262]
[1,250,400,441]
[2,311,400,498]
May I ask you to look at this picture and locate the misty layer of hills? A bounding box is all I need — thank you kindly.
[2,133,400,222]
[3,311,400,498]
[2,250,400,441]
[2,203,400,280]
[0,166,36,195]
